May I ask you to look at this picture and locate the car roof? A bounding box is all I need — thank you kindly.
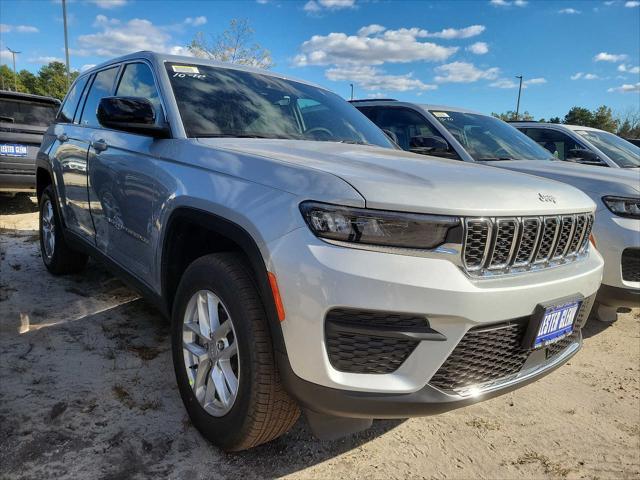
[0,90,60,105]
[82,51,329,92]
[510,122,607,133]
[349,99,482,115]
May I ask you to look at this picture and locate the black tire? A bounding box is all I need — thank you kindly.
[171,253,300,451]
[39,185,88,275]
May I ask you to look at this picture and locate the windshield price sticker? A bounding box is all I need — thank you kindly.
[172,65,200,74]
[432,112,450,118]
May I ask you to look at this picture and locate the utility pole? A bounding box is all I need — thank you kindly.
[515,75,523,121]
[7,48,20,92]
[62,0,71,88]
[350,83,354,101]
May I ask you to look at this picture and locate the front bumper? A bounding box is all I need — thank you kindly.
[593,211,640,304]
[267,227,603,397]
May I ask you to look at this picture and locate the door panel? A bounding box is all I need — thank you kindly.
[54,124,94,239]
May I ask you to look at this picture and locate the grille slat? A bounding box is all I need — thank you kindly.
[463,213,593,276]
[621,248,640,282]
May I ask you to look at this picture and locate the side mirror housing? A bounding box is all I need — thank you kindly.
[409,135,449,155]
[97,97,170,138]
[567,148,604,165]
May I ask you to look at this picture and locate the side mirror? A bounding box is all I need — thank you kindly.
[567,148,603,165]
[97,97,170,138]
[409,135,449,155]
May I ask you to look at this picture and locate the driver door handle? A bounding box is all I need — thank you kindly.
[92,139,108,152]
[57,133,68,142]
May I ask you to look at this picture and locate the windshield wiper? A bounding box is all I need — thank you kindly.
[477,157,514,161]
[337,139,374,146]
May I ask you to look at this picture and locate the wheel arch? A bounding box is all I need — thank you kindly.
[160,207,287,354]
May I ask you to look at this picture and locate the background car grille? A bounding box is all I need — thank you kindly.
[463,213,593,276]
[324,309,425,374]
[429,294,595,393]
[621,248,640,282]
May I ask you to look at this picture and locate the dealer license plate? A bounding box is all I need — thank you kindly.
[0,144,28,157]
[533,301,580,349]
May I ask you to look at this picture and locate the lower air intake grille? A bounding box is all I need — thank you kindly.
[324,309,425,374]
[622,248,640,282]
[429,295,595,393]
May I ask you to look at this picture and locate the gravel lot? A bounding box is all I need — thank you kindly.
[1,195,639,480]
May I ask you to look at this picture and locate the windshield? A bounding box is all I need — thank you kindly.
[575,130,640,168]
[429,110,553,161]
[0,99,58,127]
[166,63,393,147]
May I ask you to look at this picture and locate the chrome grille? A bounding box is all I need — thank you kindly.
[463,213,594,276]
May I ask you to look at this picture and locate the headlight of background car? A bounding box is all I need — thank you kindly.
[602,196,640,219]
[299,201,461,249]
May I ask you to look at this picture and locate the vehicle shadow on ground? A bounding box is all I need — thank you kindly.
[0,193,38,215]
[0,244,405,479]
[582,313,615,339]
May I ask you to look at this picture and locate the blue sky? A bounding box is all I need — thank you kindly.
[1,0,639,119]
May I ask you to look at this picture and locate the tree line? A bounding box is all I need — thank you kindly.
[1,61,78,101]
[492,105,640,139]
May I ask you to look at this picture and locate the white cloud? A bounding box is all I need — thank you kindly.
[77,17,187,57]
[559,8,581,14]
[326,65,436,91]
[467,42,489,55]
[594,52,629,62]
[490,0,527,6]
[184,16,207,27]
[357,24,386,36]
[88,0,128,8]
[80,64,96,72]
[294,26,458,66]
[28,56,63,64]
[608,82,640,92]
[423,25,485,39]
[625,1,640,7]
[434,62,499,83]
[571,72,599,80]
[618,64,640,73]
[304,0,356,13]
[1,24,39,33]
[490,76,547,88]
[93,14,120,27]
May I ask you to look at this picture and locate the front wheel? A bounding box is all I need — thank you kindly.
[171,253,299,451]
[39,185,88,275]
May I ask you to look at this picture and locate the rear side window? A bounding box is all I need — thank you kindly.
[80,66,119,128]
[116,63,161,114]
[0,98,58,127]
[57,75,89,124]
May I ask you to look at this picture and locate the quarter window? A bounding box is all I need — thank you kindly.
[79,66,119,128]
[57,75,89,124]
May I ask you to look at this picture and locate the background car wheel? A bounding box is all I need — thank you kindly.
[39,185,88,275]
[171,253,300,451]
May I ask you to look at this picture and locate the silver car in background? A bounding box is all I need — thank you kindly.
[513,122,640,169]
[354,101,639,321]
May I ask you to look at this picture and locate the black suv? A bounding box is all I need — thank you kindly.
[0,91,60,193]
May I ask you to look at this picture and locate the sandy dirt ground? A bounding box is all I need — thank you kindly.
[0,195,639,480]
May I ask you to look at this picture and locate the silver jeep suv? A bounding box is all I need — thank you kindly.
[37,52,603,451]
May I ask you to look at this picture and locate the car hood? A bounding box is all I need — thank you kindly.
[198,138,596,216]
[483,160,640,200]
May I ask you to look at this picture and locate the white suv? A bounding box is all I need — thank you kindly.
[38,52,603,450]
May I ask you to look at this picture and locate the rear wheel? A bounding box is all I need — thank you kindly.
[171,253,299,451]
[39,185,88,275]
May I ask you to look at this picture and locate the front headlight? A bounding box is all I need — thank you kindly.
[602,196,640,219]
[299,201,461,249]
